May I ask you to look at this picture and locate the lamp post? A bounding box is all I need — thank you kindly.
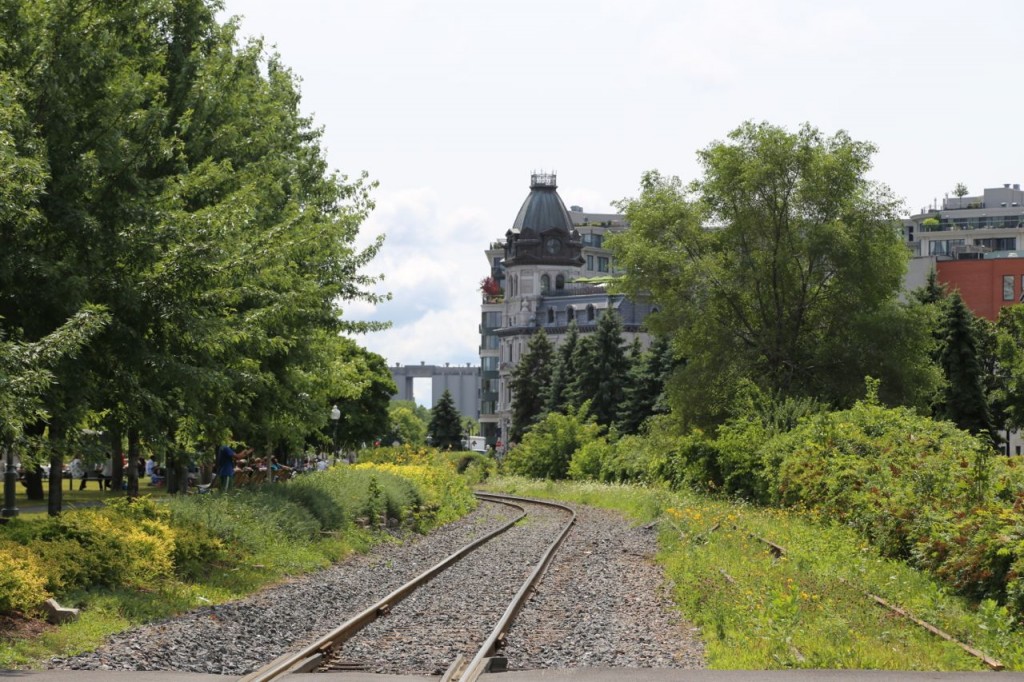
[329,404,340,465]
[2,443,19,519]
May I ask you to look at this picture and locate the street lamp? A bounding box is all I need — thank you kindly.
[2,443,19,519]
[329,404,340,465]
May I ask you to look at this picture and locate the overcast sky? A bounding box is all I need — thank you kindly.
[220,0,1023,401]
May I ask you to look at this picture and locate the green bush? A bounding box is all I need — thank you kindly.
[657,428,722,492]
[0,541,49,614]
[505,406,602,480]
[758,398,1024,622]
[568,436,613,481]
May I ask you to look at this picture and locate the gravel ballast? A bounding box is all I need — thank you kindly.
[49,496,704,675]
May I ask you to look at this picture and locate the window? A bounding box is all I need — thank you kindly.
[483,335,499,349]
[587,255,594,270]
[586,304,595,322]
[928,240,965,256]
[975,237,1017,251]
[547,308,554,324]
[598,256,610,272]
[556,274,565,290]
[482,311,501,328]
[567,306,575,321]
[482,357,499,371]
[1004,275,1015,301]
[541,274,550,292]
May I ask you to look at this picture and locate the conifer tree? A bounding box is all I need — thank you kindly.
[935,293,995,439]
[570,311,629,427]
[546,321,580,415]
[618,335,674,434]
[428,389,464,450]
[510,329,554,441]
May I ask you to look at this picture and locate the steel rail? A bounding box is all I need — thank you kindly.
[238,494,527,682]
[456,492,577,682]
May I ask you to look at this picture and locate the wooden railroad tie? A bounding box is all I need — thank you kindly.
[868,593,1004,671]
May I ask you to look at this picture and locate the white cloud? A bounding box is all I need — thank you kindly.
[348,187,492,366]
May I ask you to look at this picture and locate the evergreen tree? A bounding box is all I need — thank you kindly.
[570,311,629,427]
[935,293,995,439]
[912,269,948,305]
[510,329,554,441]
[428,390,464,450]
[546,321,580,414]
[618,335,674,434]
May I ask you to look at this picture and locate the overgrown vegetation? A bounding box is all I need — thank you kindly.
[0,458,476,667]
[486,478,1024,670]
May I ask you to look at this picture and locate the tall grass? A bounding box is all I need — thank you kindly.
[483,477,1024,671]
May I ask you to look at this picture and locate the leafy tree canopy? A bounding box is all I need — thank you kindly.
[610,121,938,427]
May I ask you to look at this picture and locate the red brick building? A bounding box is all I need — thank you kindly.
[936,258,1024,321]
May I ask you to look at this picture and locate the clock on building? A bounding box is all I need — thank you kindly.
[545,237,561,254]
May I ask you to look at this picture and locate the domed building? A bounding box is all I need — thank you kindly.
[478,173,655,450]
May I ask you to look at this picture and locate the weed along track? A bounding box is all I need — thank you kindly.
[49,492,701,676]
[241,493,576,681]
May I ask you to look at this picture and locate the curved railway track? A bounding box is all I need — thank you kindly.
[239,492,576,682]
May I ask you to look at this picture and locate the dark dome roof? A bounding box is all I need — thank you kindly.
[511,173,574,235]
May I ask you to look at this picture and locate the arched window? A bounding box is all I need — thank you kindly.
[566,306,575,322]
[555,274,565,290]
[541,274,550,292]
[587,304,596,322]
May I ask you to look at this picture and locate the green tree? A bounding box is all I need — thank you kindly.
[1,307,109,516]
[611,121,938,426]
[570,311,629,427]
[510,329,554,441]
[428,390,464,451]
[0,1,385,505]
[504,405,602,480]
[912,269,948,306]
[545,320,579,414]
[385,402,428,446]
[617,335,674,434]
[329,340,397,454]
[933,293,995,439]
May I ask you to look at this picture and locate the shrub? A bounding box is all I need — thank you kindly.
[505,406,602,480]
[568,437,614,481]
[0,541,49,614]
[657,429,722,492]
[171,525,229,582]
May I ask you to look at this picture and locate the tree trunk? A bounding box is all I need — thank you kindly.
[47,420,65,516]
[23,467,43,500]
[110,425,124,493]
[126,428,140,499]
[166,447,188,495]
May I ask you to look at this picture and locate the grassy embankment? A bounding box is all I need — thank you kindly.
[484,476,1024,671]
[0,453,477,668]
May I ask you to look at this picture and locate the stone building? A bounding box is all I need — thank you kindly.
[478,173,654,449]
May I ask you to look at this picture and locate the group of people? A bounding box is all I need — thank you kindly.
[58,443,333,494]
[66,455,114,490]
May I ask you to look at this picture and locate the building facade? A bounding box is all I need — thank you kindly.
[478,173,654,449]
[904,183,1024,455]
[904,183,1024,320]
[390,362,479,419]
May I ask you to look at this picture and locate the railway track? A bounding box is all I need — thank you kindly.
[239,492,576,682]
